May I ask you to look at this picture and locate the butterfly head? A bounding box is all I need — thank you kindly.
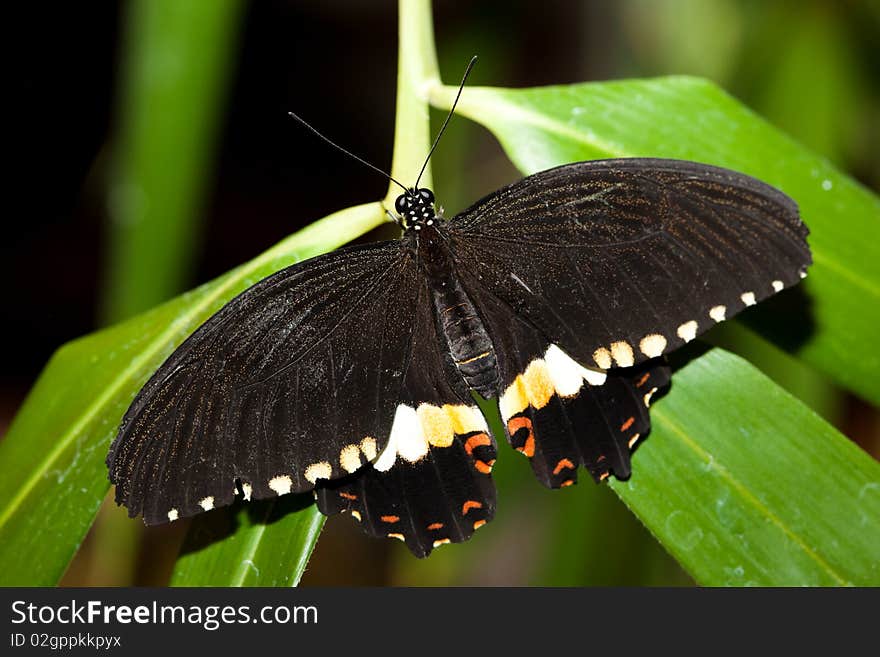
[395,188,437,230]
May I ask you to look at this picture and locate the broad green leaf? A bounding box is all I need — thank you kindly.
[0,203,383,586]
[430,77,880,406]
[394,349,878,586]
[170,497,324,586]
[611,349,880,586]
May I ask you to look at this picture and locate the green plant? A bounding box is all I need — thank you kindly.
[1,0,878,586]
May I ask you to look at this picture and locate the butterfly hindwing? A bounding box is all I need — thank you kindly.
[448,158,811,372]
[458,269,669,487]
[108,241,421,524]
[316,279,496,557]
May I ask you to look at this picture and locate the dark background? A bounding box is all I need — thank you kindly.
[5,1,879,585]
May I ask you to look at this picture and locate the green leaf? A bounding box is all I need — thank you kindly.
[170,497,324,587]
[392,349,879,586]
[611,349,880,586]
[429,76,880,406]
[0,203,383,586]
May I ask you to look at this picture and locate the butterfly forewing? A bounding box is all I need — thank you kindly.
[108,240,421,524]
[448,158,811,372]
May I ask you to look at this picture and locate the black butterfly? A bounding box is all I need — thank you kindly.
[107,66,811,558]
[108,156,810,556]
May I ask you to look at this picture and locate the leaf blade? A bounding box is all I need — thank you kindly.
[170,498,325,587]
[611,349,880,586]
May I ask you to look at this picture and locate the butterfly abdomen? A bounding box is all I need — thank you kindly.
[419,225,499,398]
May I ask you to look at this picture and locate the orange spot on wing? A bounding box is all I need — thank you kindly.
[516,436,536,458]
[474,459,494,474]
[339,492,357,501]
[464,432,491,455]
[507,415,532,435]
[620,416,635,432]
[553,458,576,475]
[599,472,610,481]
[427,522,444,531]
[473,519,487,530]
[380,515,400,524]
[560,479,575,487]
[508,416,536,458]
[462,500,483,515]
[635,372,651,388]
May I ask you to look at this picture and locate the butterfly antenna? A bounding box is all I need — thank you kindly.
[287,111,409,194]
[413,55,478,190]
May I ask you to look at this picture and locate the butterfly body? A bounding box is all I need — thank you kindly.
[411,213,501,398]
[108,158,811,557]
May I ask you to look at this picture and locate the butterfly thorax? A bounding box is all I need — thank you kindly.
[415,220,500,399]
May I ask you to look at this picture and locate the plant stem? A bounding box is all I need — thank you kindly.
[385,0,441,206]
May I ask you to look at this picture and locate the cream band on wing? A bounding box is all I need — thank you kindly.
[499,344,607,422]
[372,402,488,472]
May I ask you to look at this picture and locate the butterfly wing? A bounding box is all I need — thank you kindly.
[457,266,670,486]
[109,240,425,525]
[448,158,811,371]
[446,158,808,487]
[315,278,497,558]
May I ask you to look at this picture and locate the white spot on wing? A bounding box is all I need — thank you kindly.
[544,345,585,396]
[709,305,726,322]
[545,344,606,395]
[374,404,427,471]
[268,474,293,496]
[167,509,178,522]
[741,291,756,306]
[393,405,428,463]
[677,320,698,342]
[339,444,362,473]
[639,334,667,358]
[772,280,784,292]
[199,496,214,511]
[610,341,634,367]
[351,510,362,522]
[304,462,332,484]
[592,347,612,370]
[499,381,528,423]
[241,483,253,501]
[360,437,377,461]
